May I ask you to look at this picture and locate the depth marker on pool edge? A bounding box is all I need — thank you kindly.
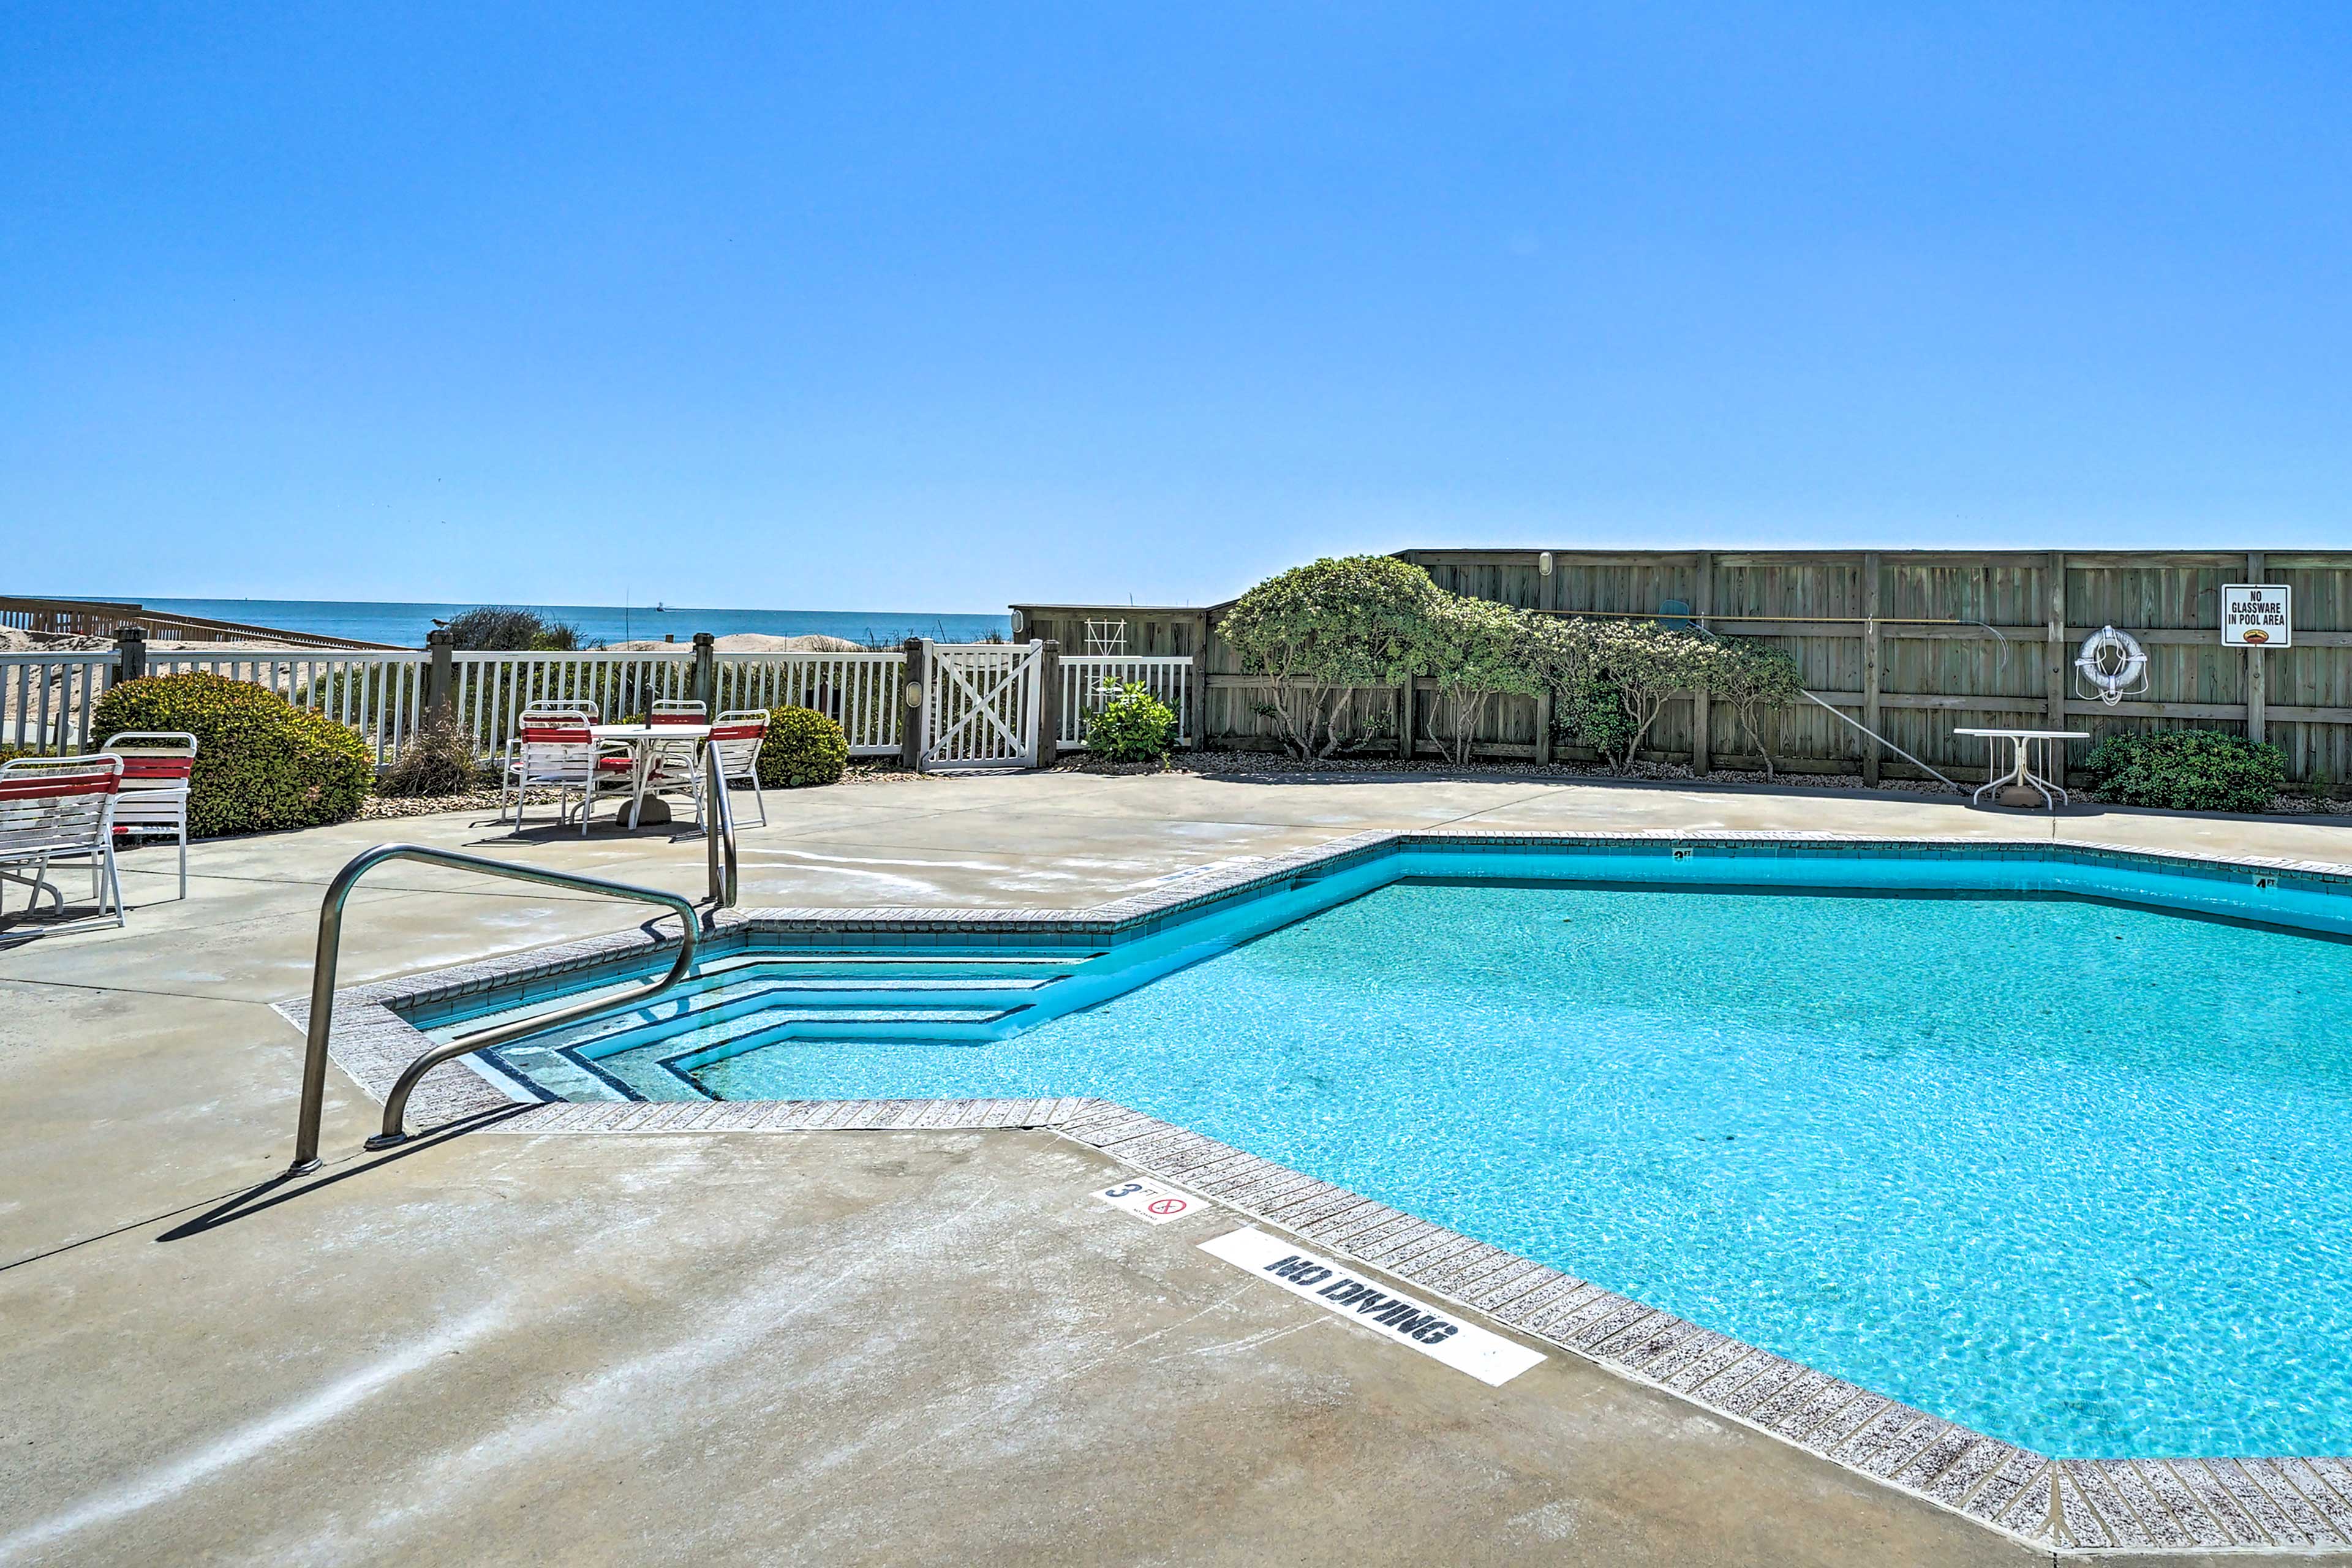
[1200,1227,1547,1386]
[1093,1178,1200,1224]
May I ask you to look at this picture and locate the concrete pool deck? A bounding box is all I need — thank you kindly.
[6,768,2352,1564]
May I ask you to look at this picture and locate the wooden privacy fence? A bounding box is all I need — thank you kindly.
[1020,551,2352,787]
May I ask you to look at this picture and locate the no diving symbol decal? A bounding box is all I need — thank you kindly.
[1093,1178,1198,1225]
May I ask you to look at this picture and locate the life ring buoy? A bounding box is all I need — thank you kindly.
[2073,625,2149,706]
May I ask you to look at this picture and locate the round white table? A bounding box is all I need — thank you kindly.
[587,723,710,829]
[1954,728,2088,810]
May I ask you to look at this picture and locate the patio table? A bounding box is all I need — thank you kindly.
[588,723,711,830]
[1954,727,2088,811]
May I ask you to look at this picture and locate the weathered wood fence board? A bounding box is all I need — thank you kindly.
[1017,549,2352,788]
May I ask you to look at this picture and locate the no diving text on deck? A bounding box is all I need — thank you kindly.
[1200,1228,1546,1387]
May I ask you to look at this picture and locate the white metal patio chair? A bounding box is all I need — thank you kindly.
[647,698,708,777]
[707,710,771,826]
[500,703,601,824]
[100,731,198,899]
[508,713,608,831]
[0,753,126,927]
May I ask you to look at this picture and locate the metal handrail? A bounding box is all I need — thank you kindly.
[1798,688,1962,790]
[287,845,699,1175]
[704,735,739,910]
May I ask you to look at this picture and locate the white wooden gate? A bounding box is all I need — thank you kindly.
[920,640,1043,771]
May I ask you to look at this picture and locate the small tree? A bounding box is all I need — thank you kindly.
[1220,556,1442,761]
[1585,620,1702,772]
[1420,597,1544,764]
[1706,642,1803,777]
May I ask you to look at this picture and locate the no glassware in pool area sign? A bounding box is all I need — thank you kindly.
[1200,1228,1546,1387]
[2223,585,2293,647]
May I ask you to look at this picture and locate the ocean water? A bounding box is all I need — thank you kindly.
[89,597,1009,649]
[484,877,2352,1458]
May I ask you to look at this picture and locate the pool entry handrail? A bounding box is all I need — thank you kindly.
[287,844,701,1175]
[704,736,739,910]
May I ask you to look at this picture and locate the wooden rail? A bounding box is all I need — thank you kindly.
[0,595,399,650]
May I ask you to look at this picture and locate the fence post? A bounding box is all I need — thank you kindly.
[900,638,928,771]
[2245,550,2267,745]
[1397,676,1417,761]
[424,630,454,723]
[2045,552,2068,788]
[1691,551,1713,774]
[1036,639,1060,767]
[112,626,146,687]
[1534,689,1553,766]
[1187,650,1205,749]
[1861,551,1882,785]
[692,632,716,715]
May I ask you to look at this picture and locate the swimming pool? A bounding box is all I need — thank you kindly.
[402,837,2352,1461]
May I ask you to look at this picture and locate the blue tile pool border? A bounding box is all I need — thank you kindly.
[273,827,2352,1556]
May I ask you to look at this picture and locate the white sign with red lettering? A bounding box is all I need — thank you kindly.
[1093,1178,1198,1225]
[1199,1227,1547,1386]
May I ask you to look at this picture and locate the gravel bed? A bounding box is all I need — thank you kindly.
[1050,747,2352,816]
[360,787,551,820]
[353,755,2348,820]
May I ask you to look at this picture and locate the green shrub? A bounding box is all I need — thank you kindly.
[0,742,39,766]
[756,705,849,788]
[2076,729,2285,813]
[92,672,374,836]
[1550,673,1636,763]
[1084,682,1177,763]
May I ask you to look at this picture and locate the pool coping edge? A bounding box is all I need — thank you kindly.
[270,825,2352,1556]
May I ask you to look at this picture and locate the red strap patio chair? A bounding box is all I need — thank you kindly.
[708,712,772,826]
[101,730,197,899]
[0,754,126,927]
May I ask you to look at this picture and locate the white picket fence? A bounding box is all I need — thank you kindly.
[0,652,116,753]
[4,646,1183,766]
[717,652,906,755]
[1057,655,1193,748]
[145,650,430,763]
[15,648,918,764]
[447,650,696,761]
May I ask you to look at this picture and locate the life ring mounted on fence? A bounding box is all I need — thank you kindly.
[2073,624,2149,706]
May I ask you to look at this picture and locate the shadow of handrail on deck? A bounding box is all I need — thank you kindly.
[154,1104,538,1243]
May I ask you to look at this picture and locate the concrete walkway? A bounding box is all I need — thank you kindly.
[4,769,2348,1565]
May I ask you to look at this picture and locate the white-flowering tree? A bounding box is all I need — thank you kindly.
[1220,555,1442,761]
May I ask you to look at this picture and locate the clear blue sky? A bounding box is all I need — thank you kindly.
[5,4,2346,612]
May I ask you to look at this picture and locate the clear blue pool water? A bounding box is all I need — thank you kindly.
[454,854,2352,1458]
